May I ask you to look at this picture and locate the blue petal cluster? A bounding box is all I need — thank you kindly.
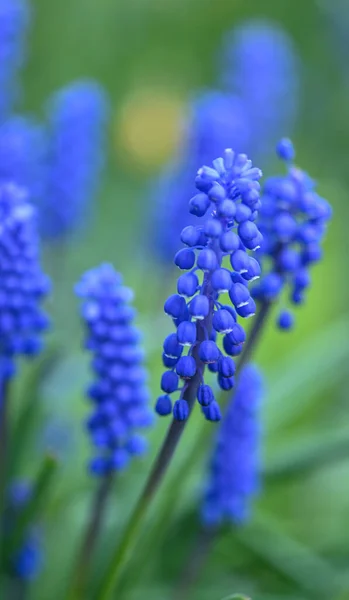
[201,364,263,526]
[0,183,50,381]
[76,264,152,476]
[219,19,300,159]
[151,90,249,264]
[0,0,30,118]
[253,139,333,329]
[8,480,43,581]
[156,150,263,422]
[40,80,108,239]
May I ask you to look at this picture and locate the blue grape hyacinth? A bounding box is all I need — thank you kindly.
[0,183,50,382]
[76,264,152,476]
[253,139,333,330]
[201,364,263,526]
[8,480,43,581]
[0,0,30,118]
[40,80,108,240]
[151,90,249,264]
[155,149,263,422]
[219,19,300,160]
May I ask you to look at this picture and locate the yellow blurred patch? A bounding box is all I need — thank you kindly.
[115,87,186,172]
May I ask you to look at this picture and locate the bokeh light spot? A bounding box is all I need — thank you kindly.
[115,86,186,172]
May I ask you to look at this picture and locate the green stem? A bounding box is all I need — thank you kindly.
[68,474,114,600]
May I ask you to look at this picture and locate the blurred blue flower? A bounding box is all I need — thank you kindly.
[76,264,152,476]
[253,139,333,329]
[201,364,263,527]
[0,0,30,118]
[40,80,108,240]
[0,115,45,195]
[156,149,263,422]
[219,19,300,159]
[150,90,249,264]
[0,183,50,382]
[8,480,43,581]
[13,533,43,581]
[8,479,32,508]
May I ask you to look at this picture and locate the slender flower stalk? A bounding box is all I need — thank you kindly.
[69,475,114,599]
[96,149,264,600]
[69,264,151,598]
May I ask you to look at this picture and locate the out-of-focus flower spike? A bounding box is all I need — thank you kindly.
[219,19,301,160]
[201,364,263,526]
[0,183,50,381]
[76,264,151,476]
[40,80,109,240]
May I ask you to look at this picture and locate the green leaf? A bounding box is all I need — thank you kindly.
[264,315,349,432]
[236,509,348,597]
[265,423,349,479]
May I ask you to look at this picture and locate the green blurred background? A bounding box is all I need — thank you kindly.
[13,0,349,598]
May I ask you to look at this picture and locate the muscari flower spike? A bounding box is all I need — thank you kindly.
[40,80,108,240]
[151,90,249,264]
[0,183,50,382]
[8,480,43,581]
[0,0,30,118]
[253,138,333,330]
[219,19,300,160]
[76,264,152,476]
[201,364,263,527]
[155,149,263,422]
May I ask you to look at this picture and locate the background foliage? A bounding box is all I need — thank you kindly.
[11,0,349,598]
